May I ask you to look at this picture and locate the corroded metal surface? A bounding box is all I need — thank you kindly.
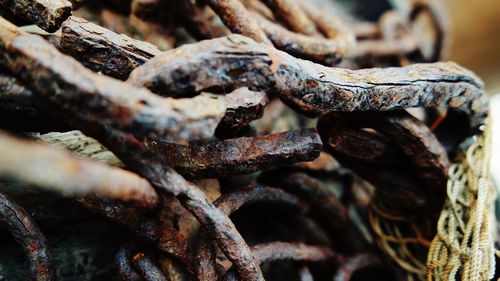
[206,0,270,44]
[129,35,487,127]
[148,128,322,179]
[223,242,334,281]
[0,193,52,281]
[259,0,318,35]
[0,1,489,280]
[196,185,306,281]
[61,16,161,80]
[0,133,158,206]
[0,0,72,32]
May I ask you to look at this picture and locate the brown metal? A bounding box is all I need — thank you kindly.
[61,123,265,281]
[217,87,268,132]
[0,19,226,143]
[260,171,366,253]
[0,193,52,281]
[127,35,276,97]
[316,111,449,239]
[77,196,160,240]
[195,184,306,281]
[253,13,352,65]
[173,0,230,40]
[61,16,162,80]
[0,2,484,280]
[147,128,322,179]
[222,242,334,281]
[205,0,270,44]
[259,0,318,36]
[128,35,487,128]
[0,132,158,207]
[0,73,265,138]
[0,0,72,32]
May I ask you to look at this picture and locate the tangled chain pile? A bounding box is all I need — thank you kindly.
[0,0,495,280]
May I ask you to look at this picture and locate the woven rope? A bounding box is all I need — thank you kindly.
[427,120,496,281]
[370,119,496,281]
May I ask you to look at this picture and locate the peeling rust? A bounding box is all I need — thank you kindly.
[147,128,322,179]
[0,0,72,32]
[129,35,487,128]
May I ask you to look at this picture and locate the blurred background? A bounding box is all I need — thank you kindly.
[451,0,500,223]
[443,0,500,94]
[443,0,500,185]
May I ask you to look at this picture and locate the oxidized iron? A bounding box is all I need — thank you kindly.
[0,0,491,280]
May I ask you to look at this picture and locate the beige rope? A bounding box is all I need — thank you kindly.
[427,119,496,281]
[370,203,429,280]
[370,118,496,280]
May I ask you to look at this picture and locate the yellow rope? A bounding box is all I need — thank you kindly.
[370,118,496,280]
[370,204,429,280]
[426,119,496,281]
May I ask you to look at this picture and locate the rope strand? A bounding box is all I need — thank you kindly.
[427,118,496,281]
